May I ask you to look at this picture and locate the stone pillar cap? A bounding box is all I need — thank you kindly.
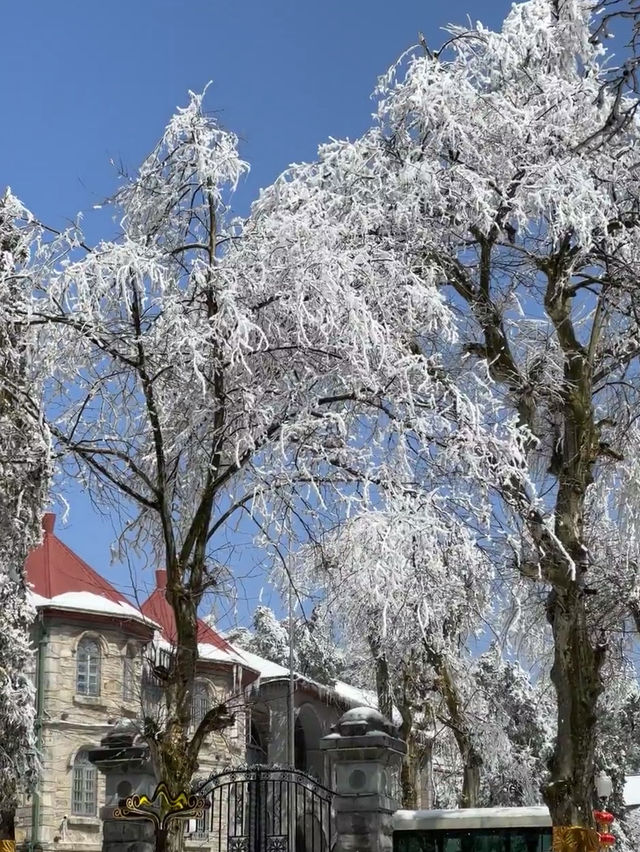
[332,706,397,737]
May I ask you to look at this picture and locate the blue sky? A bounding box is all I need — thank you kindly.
[1,0,513,626]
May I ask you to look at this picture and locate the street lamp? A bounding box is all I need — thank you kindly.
[595,772,613,802]
[594,773,616,850]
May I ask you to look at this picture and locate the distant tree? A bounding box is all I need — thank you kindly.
[300,498,494,808]
[0,191,50,848]
[473,649,554,807]
[593,656,640,812]
[230,605,345,685]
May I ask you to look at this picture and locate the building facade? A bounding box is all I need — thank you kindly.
[16,515,375,852]
[16,515,256,852]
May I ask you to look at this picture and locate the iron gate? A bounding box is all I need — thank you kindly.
[195,766,334,852]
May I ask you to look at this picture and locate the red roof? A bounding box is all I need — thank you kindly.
[25,513,132,605]
[140,570,235,653]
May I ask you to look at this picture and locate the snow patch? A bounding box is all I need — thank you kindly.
[30,590,154,626]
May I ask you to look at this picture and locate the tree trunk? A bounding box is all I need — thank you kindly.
[543,586,604,828]
[147,570,232,852]
[436,659,482,808]
[369,637,393,722]
[400,730,420,809]
[154,822,184,852]
[460,762,481,810]
[537,264,605,835]
[421,737,434,809]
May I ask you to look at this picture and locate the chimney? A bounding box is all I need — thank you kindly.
[42,513,55,534]
[155,569,167,590]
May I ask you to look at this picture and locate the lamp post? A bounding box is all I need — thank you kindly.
[594,772,615,850]
[595,773,613,803]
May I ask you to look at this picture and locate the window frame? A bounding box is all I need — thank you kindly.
[76,636,101,697]
[122,644,137,702]
[191,680,211,729]
[71,750,98,816]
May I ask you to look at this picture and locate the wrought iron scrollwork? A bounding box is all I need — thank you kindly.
[113,781,207,830]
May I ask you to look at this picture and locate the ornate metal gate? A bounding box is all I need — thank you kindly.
[195,766,334,852]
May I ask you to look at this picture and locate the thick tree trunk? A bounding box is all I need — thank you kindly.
[543,587,604,828]
[147,570,231,852]
[142,568,201,852]
[537,264,605,834]
[154,822,184,852]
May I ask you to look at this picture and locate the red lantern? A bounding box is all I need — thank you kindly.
[598,833,616,847]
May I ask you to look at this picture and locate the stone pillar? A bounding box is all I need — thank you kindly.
[320,707,406,852]
[88,727,156,852]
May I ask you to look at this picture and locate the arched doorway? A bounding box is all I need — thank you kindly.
[294,704,324,782]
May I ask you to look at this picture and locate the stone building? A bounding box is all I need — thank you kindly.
[15,515,381,852]
[16,515,257,852]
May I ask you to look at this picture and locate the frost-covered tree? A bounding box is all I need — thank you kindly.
[587,0,640,140]
[34,87,524,852]
[276,0,640,829]
[0,191,50,846]
[229,605,345,684]
[593,656,640,810]
[473,649,554,807]
[299,497,494,808]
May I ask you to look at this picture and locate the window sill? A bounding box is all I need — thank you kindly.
[67,815,100,828]
[73,695,106,709]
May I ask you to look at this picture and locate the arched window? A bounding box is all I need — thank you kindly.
[192,681,210,728]
[76,637,101,696]
[71,750,97,815]
[122,645,137,701]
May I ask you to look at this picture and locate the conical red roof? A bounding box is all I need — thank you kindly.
[25,513,152,628]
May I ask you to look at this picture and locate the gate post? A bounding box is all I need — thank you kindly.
[88,728,156,852]
[320,707,406,852]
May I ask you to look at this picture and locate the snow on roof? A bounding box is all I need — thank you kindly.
[26,514,154,630]
[333,679,378,710]
[394,806,552,831]
[228,643,400,719]
[198,642,253,667]
[152,634,255,669]
[229,646,292,680]
[30,590,153,625]
[625,776,640,807]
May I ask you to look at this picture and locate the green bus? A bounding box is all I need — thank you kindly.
[393,806,552,852]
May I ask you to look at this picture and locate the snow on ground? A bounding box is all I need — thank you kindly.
[624,776,640,808]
